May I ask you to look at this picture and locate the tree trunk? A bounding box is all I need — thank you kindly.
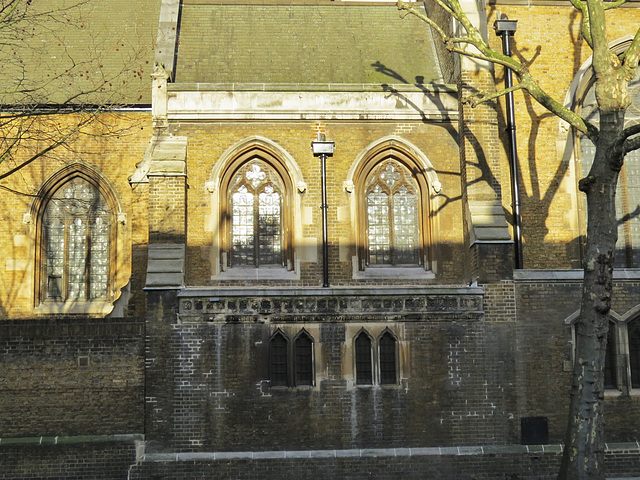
[558,112,625,480]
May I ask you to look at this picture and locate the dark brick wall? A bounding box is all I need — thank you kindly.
[145,288,520,452]
[0,436,140,480]
[0,318,144,437]
[143,281,640,453]
[513,277,640,443]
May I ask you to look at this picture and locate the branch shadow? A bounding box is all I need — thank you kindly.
[371,61,502,214]
[371,27,589,266]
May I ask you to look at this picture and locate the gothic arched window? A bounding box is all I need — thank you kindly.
[270,331,289,387]
[294,330,314,386]
[269,329,315,387]
[355,331,373,385]
[365,160,420,266]
[230,160,283,267]
[222,158,292,270]
[379,330,398,385]
[40,177,111,302]
[577,69,640,267]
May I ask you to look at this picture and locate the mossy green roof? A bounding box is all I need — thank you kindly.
[175,3,443,85]
[3,0,159,105]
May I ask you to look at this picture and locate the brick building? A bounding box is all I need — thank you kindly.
[2,0,640,478]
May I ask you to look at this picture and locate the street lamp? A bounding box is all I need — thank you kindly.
[311,134,335,288]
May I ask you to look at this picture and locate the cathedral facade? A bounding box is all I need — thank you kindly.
[2,0,640,478]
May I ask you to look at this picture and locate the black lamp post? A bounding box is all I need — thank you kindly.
[494,16,523,270]
[311,134,335,287]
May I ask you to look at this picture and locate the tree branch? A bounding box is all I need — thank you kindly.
[398,0,521,73]
[569,0,594,48]
[464,83,526,107]
[604,0,628,10]
[621,26,640,81]
[0,136,69,180]
[623,134,640,155]
[587,0,619,76]
[399,0,594,137]
[621,122,640,141]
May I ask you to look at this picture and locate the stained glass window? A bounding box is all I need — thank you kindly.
[42,177,110,301]
[229,160,283,267]
[579,71,640,267]
[365,160,420,266]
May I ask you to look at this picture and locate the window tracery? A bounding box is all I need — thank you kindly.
[364,159,421,266]
[228,160,284,268]
[577,70,640,267]
[41,177,110,302]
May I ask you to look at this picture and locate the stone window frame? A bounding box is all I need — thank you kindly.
[206,137,306,280]
[567,307,640,396]
[269,328,316,388]
[31,164,123,316]
[293,329,315,387]
[220,153,294,272]
[601,318,640,394]
[345,136,441,279]
[353,327,399,387]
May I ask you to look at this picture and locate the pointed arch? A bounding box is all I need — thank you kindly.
[207,137,305,277]
[354,329,374,386]
[207,136,305,194]
[293,329,314,386]
[269,329,289,387]
[345,136,440,273]
[378,329,398,385]
[561,36,640,268]
[32,164,123,313]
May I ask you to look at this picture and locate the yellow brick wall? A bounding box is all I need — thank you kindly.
[485,4,640,268]
[0,113,151,318]
[177,120,464,286]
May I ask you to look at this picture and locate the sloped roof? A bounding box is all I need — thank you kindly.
[3,0,160,105]
[175,2,444,85]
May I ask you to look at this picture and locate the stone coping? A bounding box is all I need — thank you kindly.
[140,442,640,462]
[168,82,457,93]
[514,269,640,282]
[0,434,144,446]
[178,285,485,298]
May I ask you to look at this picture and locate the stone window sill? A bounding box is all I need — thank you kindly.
[352,266,435,281]
[215,266,300,281]
[34,299,114,316]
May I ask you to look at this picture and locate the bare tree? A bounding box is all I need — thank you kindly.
[0,0,150,182]
[398,0,640,478]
